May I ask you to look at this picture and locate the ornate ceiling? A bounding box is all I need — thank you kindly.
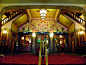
[0,0,86,29]
[30,9,57,18]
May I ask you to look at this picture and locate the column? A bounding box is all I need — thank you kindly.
[49,35,54,54]
[32,35,36,53]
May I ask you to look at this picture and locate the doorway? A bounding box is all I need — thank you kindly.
[54,35,67,53]
[36,34,49,55]
[36,35,49,47]
[21,35,32,53]
[70,35,75,53]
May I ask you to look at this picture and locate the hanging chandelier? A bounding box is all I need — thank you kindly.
[40,9,47,20]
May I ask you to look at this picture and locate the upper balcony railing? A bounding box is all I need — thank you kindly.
[64,12,85,27]
[2,12,22,25]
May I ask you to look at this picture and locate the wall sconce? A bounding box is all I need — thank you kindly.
[50,33,54,37]
[79,31,84,34]
[32,33,36,37]
[3,30,7,34]
[21,37,24,40]
[59,35,62,38]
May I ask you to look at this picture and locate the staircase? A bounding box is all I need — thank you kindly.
[62,12,85,27]
[2,12,25,25]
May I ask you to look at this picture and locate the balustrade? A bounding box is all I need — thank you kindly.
[64,12,85,26]
[2,12,22,25]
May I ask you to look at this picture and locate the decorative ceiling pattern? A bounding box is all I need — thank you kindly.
[19,20,68,33]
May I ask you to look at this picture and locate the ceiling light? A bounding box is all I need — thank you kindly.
[40,9,47,14]
[40,9,47,20]
[41,14,46,16]
[41,17,45,18]
[42,19,45,20]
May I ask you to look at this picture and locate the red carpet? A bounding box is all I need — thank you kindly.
[48,54,86,65]
[0,54,86,65]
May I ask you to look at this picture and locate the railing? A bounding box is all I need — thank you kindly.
[2,12,22,25]
[64,12,85,26]
[38,40,48,65]
[39,41,42,65]
[45,40,48,65]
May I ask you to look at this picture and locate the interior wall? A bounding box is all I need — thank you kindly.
[1,21,12,30]
[69,23,74,34]
[59,14,73,27]
[12,23,18,33]
[75,22,85,31]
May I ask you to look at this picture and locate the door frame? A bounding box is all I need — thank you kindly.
[18,32,32,53]
[54,32,68,53]
[36,32,50,50]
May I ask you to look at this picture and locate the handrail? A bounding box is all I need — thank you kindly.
[45,40,48,65]
[38,40,48,65]
[39,41,42,65]
[2,12,22,25]
[64,12,85,27]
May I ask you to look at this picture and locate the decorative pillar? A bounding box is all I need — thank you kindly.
[31,33,36,53]
[49,33,54,54]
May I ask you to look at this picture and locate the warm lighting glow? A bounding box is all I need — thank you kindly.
[79,31,84,34]
[40,9,47,20]
[3,30,7,33]
[32,33,36,37]
[42,19,45,20]
[50,33,53,37]
[40,9,47,14]
[41,14,46,16]
[2,18,4,20]
[21,37,24,40]
[41,17,45,18]
[2,21,3,24]
[59,35,62,38]
[60,41,62,44]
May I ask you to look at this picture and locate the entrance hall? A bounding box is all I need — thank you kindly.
[0,1,86,64]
